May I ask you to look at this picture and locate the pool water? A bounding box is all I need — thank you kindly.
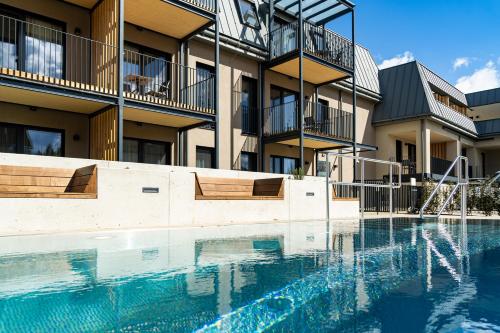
[1,219,500,332]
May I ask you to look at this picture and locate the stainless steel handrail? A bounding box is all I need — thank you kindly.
[324,153,402,219]
[419,155,468,219]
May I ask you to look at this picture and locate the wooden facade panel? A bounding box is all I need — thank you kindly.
[195,175,284,200]
[431,143,447,159]
[91,0,118,94]
[90,107,118,161]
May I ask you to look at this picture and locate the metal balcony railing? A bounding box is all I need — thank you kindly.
[431,157,455,176]
[184,0,216,12]
[241,105,258,135]
[124,49,215,114]
[268,21,354,72]
[263,100,353,140]
[0,13,117,94]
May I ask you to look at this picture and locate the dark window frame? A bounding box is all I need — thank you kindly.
[0,4,67,78]
[241,76,258,136]
[240,151,257,171]
[123,137,171,165]
[270,154,299,174]
[235,0,261,30]
[0,122,65,156]
[196,146,216,169]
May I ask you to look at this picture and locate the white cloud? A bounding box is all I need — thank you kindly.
[455,61,500,93]
[378,51,415,70]
[453,57,469,70]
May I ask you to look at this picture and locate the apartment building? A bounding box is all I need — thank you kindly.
[0,0,381,179]
[374,61,500,181]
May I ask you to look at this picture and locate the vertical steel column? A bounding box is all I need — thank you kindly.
[351,9,357,179]
[117,0,125,161]
[389,163,393,217]
[326,153,330,220]
[214,0,220,168]
[258,63,264,172]
[360,159,365,218]
[299,0,305,170]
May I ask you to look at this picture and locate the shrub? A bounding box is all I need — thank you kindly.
[292,167,305,180]
[421,180,442,214]
[467,185,480,215]
[478,185,497,216]
[442,185,459,214]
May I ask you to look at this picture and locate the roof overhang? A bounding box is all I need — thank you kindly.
[268,0,354,25]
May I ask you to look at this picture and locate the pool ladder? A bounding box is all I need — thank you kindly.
[420,156,469,220]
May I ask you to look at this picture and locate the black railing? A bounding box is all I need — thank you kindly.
[0,13,117,94]
[185,0,216,12]
[431,157,454,176]
[335,181,422,213]
[263,100,353,140]
[269,21,354,72]
[241,105,258,135]
[124,49,215,114]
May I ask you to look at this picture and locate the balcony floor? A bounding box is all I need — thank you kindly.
[269,55,350,85]
[265,131,351,150]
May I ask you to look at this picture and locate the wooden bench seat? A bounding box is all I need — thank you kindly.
[0,165,98,199]
[195,175,284,200]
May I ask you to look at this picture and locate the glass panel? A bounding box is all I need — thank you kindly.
[238,0,259,28]
[0,15,17,70]
[142,51,168,98]
[196,147,213,169]
[241,77,257,134]
[124,139,139,163]
[124,45,140,94]
[0,125,17,153]
[241,152,257,172]
[196,65,214,110]
[23,128,62,156]
[283,157,297,174]
[143,142,167,165]
[24,17,63,78]
[270,156,281,174]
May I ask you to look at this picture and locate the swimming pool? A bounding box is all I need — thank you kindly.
[0,218,499,332]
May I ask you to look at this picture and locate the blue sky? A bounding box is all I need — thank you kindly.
[328,0,500,93]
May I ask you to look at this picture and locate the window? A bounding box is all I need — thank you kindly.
[270,155,298,174]
[240,152,257,171]
[196,146,215,169]
[395,140,402,162]
[0,123,63,156]
[235,0,260,29]
[270,86,298,133]
[123,138,171,165]
[196,63,215,110]
[407,144,416,163]
[124,43,171,97]
[241,76,258,135]
[0,8,64,78]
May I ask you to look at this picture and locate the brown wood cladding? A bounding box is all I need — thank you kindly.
[90,107,118,161]
[0,165,97,199]
[91,0,118,94]
[195,175,284,200]
[431,143,447,159]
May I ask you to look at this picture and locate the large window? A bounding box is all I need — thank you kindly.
[196,146,215,169]
[270,86,298,133]
[0,123,63,156]
[195,63,215,110]
[270,155,298,174]
[241,76,258,135]
[235,0,260,29]
[0,8,64,78]
[124,138,171,165]
[240,152,257,172]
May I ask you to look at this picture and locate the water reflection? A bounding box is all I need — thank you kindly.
[0,219,499,332]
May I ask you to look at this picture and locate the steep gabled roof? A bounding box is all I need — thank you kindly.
[374,61,477,136]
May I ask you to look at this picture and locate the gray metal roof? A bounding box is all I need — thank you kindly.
[466,87,500,107]
[344,45,380,95]
[419,63,467,105]
[374,61,477,135]
[476,119,500,137]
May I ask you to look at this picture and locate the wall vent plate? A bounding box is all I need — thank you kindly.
[306,192,315,197]
[142,187,160,194]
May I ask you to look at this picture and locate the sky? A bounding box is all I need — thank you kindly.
[328,0,500,93]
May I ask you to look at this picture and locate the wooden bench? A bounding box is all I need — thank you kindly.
[195,175,284,200]
[0,165,98,199]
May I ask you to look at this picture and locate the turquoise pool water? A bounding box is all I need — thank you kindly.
[0,219,500,332]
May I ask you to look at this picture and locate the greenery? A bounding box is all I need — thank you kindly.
[421,180,442,214]
[478,185,498,216]
[292,167,305,180]
[442,185,459,214]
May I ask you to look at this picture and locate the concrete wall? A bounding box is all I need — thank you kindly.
[0,153,359,235]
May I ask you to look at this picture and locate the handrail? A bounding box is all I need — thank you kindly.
[420,155,468,219]
[324,152,402,219]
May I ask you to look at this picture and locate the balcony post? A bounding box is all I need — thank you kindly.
[117,0,125,161]
[299,0,305,170]
[259,63,265,172]
[214,0,220,168]
[351,8,357,179]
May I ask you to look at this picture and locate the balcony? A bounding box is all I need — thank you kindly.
[263,100,353,148]
[268,22,353,85]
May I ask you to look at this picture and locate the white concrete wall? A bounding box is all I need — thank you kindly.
[0,153,359,235]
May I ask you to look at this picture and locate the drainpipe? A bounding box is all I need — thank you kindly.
[299,0,305,170]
